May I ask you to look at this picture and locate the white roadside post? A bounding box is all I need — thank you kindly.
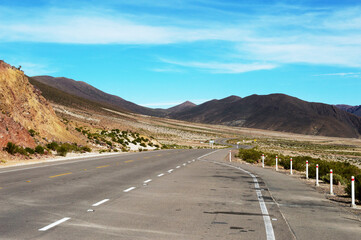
[306,160,309,179]
[290,158,293,175]
[275,156,278,171]
[261,154,265,168]
[316,164,319,186]
[330,169,333,195]
[229,150,232,162]
[351,176,356,208]
[209,140,214,149]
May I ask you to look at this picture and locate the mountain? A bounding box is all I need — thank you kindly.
[167,101,196,114]
[32,76,165,116]
[0,61,80,148]
[169,94,361,138]
[30,75,361,138]
[335,104,361,117]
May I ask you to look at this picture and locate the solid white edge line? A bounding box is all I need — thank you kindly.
[38,217,71,231]
[157,173,164,177]
[144,179,152,183]
[123,187,136,192]
[92,199,109,207]
[207,161,276,240]
[197,149,221,159]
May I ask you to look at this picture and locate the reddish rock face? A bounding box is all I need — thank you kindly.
[0,113,36,149]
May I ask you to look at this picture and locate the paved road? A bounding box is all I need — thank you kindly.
[0,149,359,239]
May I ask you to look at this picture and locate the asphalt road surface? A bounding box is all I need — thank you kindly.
[0,149,359,239]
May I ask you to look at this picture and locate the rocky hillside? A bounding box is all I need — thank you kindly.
[0,61,80,148]
[32,75,166,117]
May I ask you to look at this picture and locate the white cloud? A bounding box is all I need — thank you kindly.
[1,4,361,70]
[15,62,57,76]
[0,8,246,44]
[313,72,361,77]
[160,59,277,74]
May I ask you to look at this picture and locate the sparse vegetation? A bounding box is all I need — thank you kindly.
[75,127,157,152]
[3,142,29,156]
[56,144,68,156]
[35,145,45,154]
[238,147,361,200]
[28,129,38,137]
[4,142,17,155]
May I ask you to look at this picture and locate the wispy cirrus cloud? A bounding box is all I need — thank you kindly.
[1,2,361,71]
[313,72,361,78]
[160,59,277,74]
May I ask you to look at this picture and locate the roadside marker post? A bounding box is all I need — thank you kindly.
[306,161,309,179]
[290,158,293,175]
[261,154,265,168]
[316,164,319,186]
[275,156,278,171]
[229,150,232,162]
[330,169,333,195]
[351,176,356,208]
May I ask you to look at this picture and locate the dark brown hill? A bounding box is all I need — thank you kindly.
[167,101,196,114]
[170,94,361,138]
[335,104,361,117]
[32,76,165,116]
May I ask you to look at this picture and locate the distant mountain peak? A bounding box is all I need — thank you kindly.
[167,101,197,113]
[220,95,242,103]
[180,101,197,107]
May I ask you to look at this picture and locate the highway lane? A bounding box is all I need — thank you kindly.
[0,149,211,239]
[0,148,294,239]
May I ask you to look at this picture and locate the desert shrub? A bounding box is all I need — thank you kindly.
[238,148,261,164]
[345,174,361,201]
[35,145,45,154]
[16,146,28,156]
[57,145,69,156]
[321,173,346,185]
[4,142,17,154]
[28,129,37,137]
[140,143,146,147]
[81,146,91,152]
[46,141,59,151]
[25,147,35,154]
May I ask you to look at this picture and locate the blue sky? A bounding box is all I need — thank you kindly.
[1,0,361,108]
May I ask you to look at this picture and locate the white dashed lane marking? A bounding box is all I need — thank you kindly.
[38,217,71,231]
[123,187,136,192]
[92,199,109,207]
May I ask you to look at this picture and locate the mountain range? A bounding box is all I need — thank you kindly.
[30,75,361,138]
[335,105,361,117]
